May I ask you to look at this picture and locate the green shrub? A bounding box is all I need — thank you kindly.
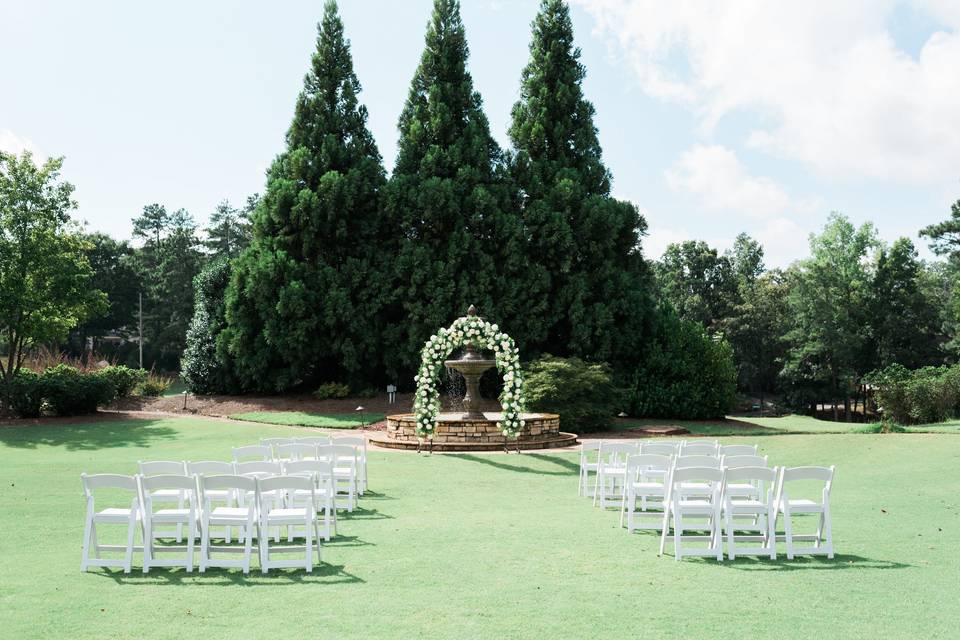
[7,369,44,418]
[868,363,960,425]
[41,364,116,416]
[182,259,240,395]
[136,375,171,397]
[97,365,147,398]
[313,382,351,400]
[629,306,737,420]
[524,356,623,433]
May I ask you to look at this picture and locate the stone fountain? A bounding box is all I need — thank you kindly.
[371,305,578,452]
[444,305,495,420]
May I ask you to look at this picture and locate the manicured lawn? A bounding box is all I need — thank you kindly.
[1,416,959,639]
[229,411,387,429]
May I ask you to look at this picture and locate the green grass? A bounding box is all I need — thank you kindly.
[1,417,959,639]
[161,377,187,397]
[228,411,387,429]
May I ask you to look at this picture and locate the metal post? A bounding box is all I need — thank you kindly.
[138,292,143,369]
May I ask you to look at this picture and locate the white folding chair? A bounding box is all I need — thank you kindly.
[138,460,188,541]
[283,460,338,541]
[578,441,602,497]
[274,442,317,464]
[140,474,199,572]
[80,474,141,573]
[775,466,835,559]
[318,445,359,511]
[332,436,368,494]
[721,455,769,500]
[593,442,640,509]
[198,475,258,574]
[639,442,681,457]
[294,436,332,447]
[723,466,778,559]
[680,441,719,456]
[257,476,321,572]
[661,466,724,561]
[235,460,283,541]
[621,454,672,532]
[186,461,236,541]
[232,445,272,463]
[260,437,295,448]
[718,444,758,457]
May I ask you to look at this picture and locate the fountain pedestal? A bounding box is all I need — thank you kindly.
[444,343,494,420]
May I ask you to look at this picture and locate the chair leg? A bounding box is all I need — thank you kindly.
[714,507,723,561]
[725,509,736,560]
[124,517,137,573]
[673,510,682,561]
[783,508,794,560]
[243,520,254,574]
[199,516,209,573]
[186,518,196,572]
[260,518,269,574]
[822,506,834,559]
[142,522,152,573]
[80,514,93,572]
[90,524,101,559]
[767,510,777,559]
[658,505,670,556]
[304,519,313,572]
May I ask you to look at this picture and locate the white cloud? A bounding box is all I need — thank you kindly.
[0,129,45,163]
[575,0,960,184]
[665,144,792,218]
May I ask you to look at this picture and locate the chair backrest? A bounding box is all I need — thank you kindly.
[294,436,331,447]
[318,444,357,464]
[260,437,295,447]
[684,438,719,446]
[778,466,835,505]
[82,473,139,494]
[283,459,333,477]
[639,442,679,456]
[139,475,197,513]
[332,436,364,448]
[722,454,769,469]
[675,455,721,470]
[138,460,186,476]
[625,454,672,477]
[274,442,316,461]
[257,475,314,495]
[186,460,234,476]
[599,442,639,465]
[670,465,724,488]
[718,444,758,457]
[680,442,719,456]
[723,466,777,500]
[235,460,282,478]
[232,445,272,462]
[580,441,603,457]
[200,474,256,493]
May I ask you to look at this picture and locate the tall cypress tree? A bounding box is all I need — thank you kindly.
[221,0,388,391]
[509,0,652,372]
[384,0,528,373]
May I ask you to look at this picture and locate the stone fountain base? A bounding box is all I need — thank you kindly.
[370,412,577,451]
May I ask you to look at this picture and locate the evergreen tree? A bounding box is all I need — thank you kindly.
[182,259,239,394]
[508,0,652,371]
[223,0,388,391]
[383,0,528,373]
[868,238,943,369]
[204,197,253,259]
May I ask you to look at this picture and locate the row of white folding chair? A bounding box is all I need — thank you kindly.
[249,437,368,495]
[579,440,759,498]
[139,460,339,536]
[80,473,324,574]
[616,460,834,560]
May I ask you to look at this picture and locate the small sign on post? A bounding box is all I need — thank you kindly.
[387,384,397,404]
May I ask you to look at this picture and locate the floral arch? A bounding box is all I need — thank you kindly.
[413,313,526,439]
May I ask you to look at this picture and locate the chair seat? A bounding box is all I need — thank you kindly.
[781,499,824,513]
[631,482,666,493]
[209,507,253,520]
[152,508,193,522]
[94,508,138,523]
[725,498,768,512]
[264,507,311,523]
[205,490,232,500]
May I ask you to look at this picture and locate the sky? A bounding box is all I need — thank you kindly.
[2,0,958,267]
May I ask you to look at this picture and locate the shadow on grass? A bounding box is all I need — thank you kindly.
[324,535,375,548]
[447,453,577,476]
[0,417,178,451]
[356,490,394,500]
[715,553,911,571]
[338,507,393,521]
[91,562,364,585]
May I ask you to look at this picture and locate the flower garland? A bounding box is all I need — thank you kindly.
[413,315,525,439]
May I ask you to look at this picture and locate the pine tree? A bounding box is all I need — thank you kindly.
[383,0,528,373]
[204,198,252,260]
[509,0,652,372]
[222,0,388,391]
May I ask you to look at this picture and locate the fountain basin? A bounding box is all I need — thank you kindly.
[370,412,578,451]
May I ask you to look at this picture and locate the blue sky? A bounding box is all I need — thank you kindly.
[2,0,958,267]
